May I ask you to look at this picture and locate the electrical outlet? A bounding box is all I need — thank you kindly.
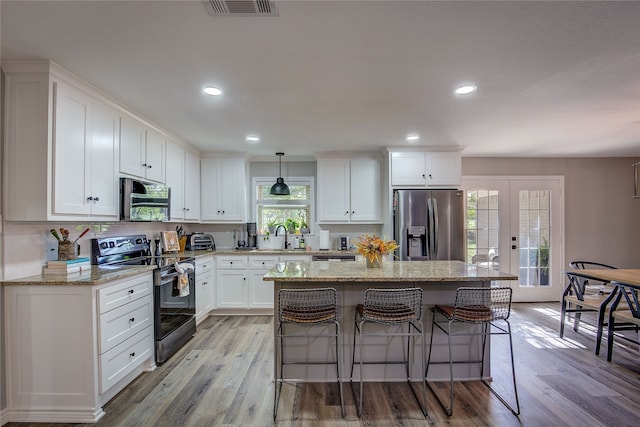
[46,236,58,261]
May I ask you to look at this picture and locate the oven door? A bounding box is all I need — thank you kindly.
[154,268,196,339]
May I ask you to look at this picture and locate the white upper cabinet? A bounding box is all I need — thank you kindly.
[3,62,119,221]
[390,150,461,188]
[165,142,186,219]
[166,142,200,222]
[200,157,246,222]
[120,115,166,183]
[184,151,201,221]
[317,156,382,223]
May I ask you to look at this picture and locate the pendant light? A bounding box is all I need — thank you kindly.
[270,152,290,196]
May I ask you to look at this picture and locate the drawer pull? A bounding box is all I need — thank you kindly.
[129,317,135,323]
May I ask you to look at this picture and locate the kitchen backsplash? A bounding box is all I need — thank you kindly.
[1,222,384,279]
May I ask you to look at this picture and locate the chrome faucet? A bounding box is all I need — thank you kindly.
[275,225,288,249]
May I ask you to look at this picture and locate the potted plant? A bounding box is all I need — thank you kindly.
[284,218,299,234]
[300,221,310,234]
[267,219,279,235]
[538,238,550,285]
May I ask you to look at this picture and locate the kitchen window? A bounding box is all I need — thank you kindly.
[253,178,314,234]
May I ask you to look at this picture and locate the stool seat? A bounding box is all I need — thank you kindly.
[433,304,494,322]
[281,304,336,323]
[356,303,416,322]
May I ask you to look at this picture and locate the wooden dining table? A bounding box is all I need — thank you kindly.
[566,269,640,287]
[566,268,640,361]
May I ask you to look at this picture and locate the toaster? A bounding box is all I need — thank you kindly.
[185,233,215,251]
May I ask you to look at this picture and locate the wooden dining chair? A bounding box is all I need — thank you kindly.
[606,281,640,362]
[560,261,617,355]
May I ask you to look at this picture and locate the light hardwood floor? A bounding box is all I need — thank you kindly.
[6,303,640,426]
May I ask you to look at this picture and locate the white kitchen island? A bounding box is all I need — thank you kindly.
[264,260,518,383]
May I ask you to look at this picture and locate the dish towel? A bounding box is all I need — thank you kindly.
[174,262,195,297]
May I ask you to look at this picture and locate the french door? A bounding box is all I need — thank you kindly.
[462,177,564,302]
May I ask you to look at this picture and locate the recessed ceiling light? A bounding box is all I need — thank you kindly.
[246,135,260,143]
[203,86,222,96]
[406,134,420,142]
[454,84,477,95]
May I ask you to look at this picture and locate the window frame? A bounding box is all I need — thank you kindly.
[252,176,315,235]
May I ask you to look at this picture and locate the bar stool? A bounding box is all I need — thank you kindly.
[274,287,345,419]
[350,287,427,417]
[426,286,520,416]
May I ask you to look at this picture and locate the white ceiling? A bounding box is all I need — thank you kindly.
[2,0,639,158]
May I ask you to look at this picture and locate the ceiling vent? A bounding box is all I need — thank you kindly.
[203,0,279,17]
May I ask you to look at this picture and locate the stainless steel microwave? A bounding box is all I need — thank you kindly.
[120,178,171,222]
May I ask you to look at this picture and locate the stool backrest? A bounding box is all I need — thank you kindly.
[452,287,512,322]
[278,287,337,324]
[362,287,423,323]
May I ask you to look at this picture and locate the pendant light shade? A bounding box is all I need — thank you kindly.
[270,152,290,196]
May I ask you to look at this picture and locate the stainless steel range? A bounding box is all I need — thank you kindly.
[91,235,196,364]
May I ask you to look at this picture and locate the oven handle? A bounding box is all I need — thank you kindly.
[156,270,193,285]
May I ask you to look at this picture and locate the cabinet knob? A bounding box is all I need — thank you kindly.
[351,211,355,215]
[130,352,136,357]
[142,163,147,167]
[148,164,152,169]
[129,317,135,323]
[128,289,134,294]
[345,211,349,215]
[94,196,100,202]
[422,174,426,179]
[203,281,208,285]
[428,174,433,179]
[217,210,221,214]
[222,210,225,214]
[230,261,233,265]
[87,196,93,201]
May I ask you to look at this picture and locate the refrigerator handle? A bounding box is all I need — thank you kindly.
[427,198,434,259]
[431,197,439,258]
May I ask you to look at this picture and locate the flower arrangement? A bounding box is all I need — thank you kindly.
[355,234,399,267]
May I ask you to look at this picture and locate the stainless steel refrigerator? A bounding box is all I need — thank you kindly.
[393,189,465,261]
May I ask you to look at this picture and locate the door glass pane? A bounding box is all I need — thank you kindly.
[466,189,499,270]
[518,190,551,287]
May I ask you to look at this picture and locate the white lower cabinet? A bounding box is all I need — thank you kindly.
[195,255,215,323]
[216,255,249,309]
[3,272,155,424]
[214,255,306,312]
[249,256,279,308]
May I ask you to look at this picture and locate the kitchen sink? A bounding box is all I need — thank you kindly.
[257,235,284,250]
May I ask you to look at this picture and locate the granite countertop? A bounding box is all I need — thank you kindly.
[1,265,157,286]
[263,260,518,282]
[1,249,356,286]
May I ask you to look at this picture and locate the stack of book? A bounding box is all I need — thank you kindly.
[43,257,92,275]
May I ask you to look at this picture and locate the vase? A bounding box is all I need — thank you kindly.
[366,257,382,268]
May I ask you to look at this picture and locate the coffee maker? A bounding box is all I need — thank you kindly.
[246,222,257,249]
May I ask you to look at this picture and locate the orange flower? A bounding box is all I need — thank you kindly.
[355,234,399,263]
